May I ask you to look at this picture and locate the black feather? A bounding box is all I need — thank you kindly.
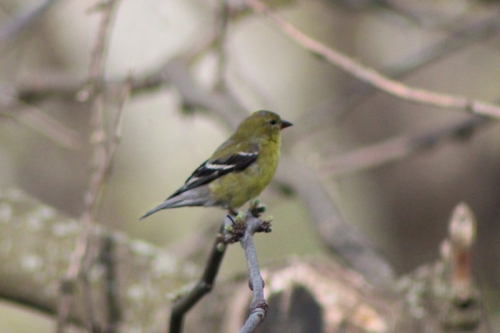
[166,148,259,200]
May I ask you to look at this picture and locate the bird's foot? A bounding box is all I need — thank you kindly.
[222,211,247,244]
[221,206,272,245]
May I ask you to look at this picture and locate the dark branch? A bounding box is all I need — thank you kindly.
[100,235,122,333]
[169,223,228,333]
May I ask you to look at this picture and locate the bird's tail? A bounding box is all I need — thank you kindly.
[139,201,173,220]
[140,189,213,220]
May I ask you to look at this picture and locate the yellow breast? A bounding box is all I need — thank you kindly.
[209,137,281,210]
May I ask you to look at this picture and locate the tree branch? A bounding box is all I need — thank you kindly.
[238,215,269,333]
[169,222,228,333]
[245,0,500,119]
[58,1,125,331]
[321,116,491,178]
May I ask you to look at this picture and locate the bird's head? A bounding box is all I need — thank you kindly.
[235,110,293,141]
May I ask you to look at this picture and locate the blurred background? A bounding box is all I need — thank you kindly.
[0,0,499,331]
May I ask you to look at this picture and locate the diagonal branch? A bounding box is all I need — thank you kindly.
[245,0,500,119]
[0,103,83,149]
[169,222,228,333]
[321,116,491,178]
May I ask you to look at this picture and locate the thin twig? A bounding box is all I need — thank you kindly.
[245,0,500,119]
[289,8,500,145]
[68,0,122,277]
[79,82,129,333]
[321,116,491,178]
[103,78,131,182]
[386,8,500,77]
[78,0,122,101]
[0,103,82,149]
[169,222,228,333]
[213,0,230,90]
[58,1,123,332]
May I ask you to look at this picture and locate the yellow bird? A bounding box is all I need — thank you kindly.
[140,110,292,219]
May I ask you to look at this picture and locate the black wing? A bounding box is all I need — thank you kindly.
[166,147,259,199]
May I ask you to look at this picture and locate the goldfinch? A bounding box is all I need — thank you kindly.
[140,110,292,219]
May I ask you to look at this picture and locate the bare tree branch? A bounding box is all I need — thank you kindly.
[0,103,83,149]
[238,215,270,333]
[59,1,124,331]
[245,0,500,119]
[169,223,228,333]
[321,116,490,178]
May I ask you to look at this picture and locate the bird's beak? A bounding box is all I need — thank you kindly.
[281,120,293,130]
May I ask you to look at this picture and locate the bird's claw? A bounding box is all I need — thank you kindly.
[222,208,272,244]
[222,211,247,244]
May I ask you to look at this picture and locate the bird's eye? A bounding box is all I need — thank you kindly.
[270,120,277,125]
